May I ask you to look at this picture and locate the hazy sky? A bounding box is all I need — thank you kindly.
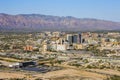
[0,0,120,22]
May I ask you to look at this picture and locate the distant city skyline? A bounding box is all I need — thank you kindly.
[0,0,120,22]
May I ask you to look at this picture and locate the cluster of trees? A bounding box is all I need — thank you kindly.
[86,44,111,56]
[107,75,120,80]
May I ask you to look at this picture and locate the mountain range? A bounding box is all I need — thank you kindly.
[0,13,120,32]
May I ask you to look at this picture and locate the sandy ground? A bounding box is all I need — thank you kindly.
[0,68,107,80]
[86,69,120,76]
[0,60,118,80]
[0,71,25,79]
[37,69,106,80]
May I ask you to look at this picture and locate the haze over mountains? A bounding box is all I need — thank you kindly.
[0,13,120,32]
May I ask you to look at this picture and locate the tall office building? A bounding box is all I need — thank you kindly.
[72,35,77,43]
[77,33,82,44]
[67,34,73,44]
[67,33,82,44]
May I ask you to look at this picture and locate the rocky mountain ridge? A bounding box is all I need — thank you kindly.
[0,13,120,31]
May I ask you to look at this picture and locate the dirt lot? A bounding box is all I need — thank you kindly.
[0,69,107,80]
[0,71,25,79]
